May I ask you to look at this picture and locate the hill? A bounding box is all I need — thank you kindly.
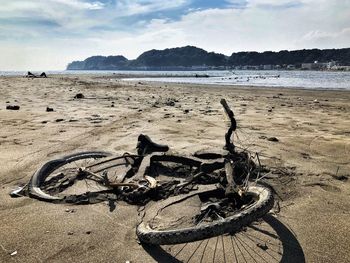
[66,46,350,70]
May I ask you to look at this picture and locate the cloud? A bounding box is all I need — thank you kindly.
[114,0,187,16]
[0,0,349,70]
[299,28,350,48]
[49,0,105,10]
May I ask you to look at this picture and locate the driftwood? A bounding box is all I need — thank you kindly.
[220,99,236,153]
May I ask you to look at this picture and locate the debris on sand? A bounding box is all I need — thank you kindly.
[46,107,54,112]
[165,98,176,106]
[267,137,279,142]
[332,175,348,181]
[9,186,26,197]
[26,71,47,78]
[74,93,85,99]
[6,105,20,110]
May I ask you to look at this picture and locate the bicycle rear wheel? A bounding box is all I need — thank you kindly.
[28,151,135,203]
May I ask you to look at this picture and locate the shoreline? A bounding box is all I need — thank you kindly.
[1,69,350,91]
[121,78,350,92]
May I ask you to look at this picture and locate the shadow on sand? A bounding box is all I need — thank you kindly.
[142,214,305,263]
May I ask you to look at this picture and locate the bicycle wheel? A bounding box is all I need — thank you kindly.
[137,184,274,245]
[28,151,135,203]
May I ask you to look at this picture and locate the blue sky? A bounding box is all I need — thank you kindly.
[0,0,349,70]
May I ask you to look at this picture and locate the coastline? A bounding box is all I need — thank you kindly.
[0,75,349,262]
[2,69,350,90]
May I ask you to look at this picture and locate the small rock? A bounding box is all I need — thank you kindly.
[68,231,74,235]
[267,137,279,142]
[74,93,84,99]
[55,119,64,122]
[86,231,91,235]
[184,109,189,114]
[257,243,268,250]
[6,105,20,110]
[41,121,48,124]
[332,175,348,181]
[166,101,175,107]
[46,107,54,112]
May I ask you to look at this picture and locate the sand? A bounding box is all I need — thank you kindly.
[0,75,349,262]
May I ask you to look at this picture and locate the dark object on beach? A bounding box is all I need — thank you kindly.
[195,74,209,78]
[26,71,47,78]
[6,105,20,110]
[74,93,84,99]
[55,118,64,122]
[220,99,236,153]
[165,98,176,107]
[27,71,36,77]
[268,137,279,142]
[46,107,54,112]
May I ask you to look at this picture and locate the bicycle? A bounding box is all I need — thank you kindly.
[15,99,274,245]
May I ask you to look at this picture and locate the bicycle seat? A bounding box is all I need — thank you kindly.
[137,134,169,155]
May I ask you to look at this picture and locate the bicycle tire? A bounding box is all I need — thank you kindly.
[28,151,113,202]
[137,184,274,245]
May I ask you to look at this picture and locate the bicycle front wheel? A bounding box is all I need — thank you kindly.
[137,184,274,245]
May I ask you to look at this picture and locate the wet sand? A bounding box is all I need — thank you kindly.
[0,75,349,262]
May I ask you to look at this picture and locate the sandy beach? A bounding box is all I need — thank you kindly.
[0,75,349,263]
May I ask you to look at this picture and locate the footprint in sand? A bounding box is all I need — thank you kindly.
[309,136,350,164]
[305,183,341,193]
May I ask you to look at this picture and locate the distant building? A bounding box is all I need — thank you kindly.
[301,61,327,70]
[331,65,350,71]
[327,61,337,69]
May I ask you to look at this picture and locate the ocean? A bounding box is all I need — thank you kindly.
[1,70,350,90]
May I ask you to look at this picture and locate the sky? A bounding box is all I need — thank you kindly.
[0,0,349,70]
